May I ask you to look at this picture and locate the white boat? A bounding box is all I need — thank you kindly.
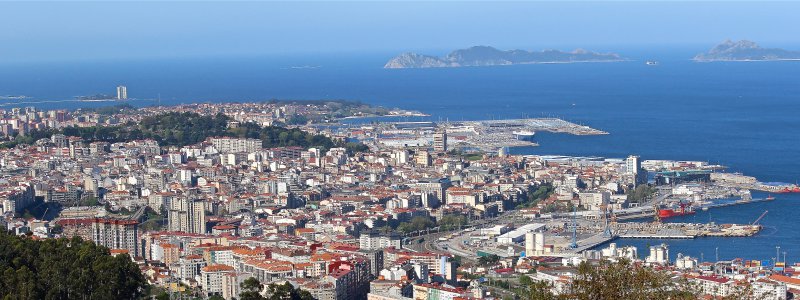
[646,61,659,65]
[512,130,535,140]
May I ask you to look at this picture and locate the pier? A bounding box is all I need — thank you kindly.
[364,117,609,151]
[612,222,761,239]
[444,118,607,151]
[700,197,774,209]
[566,233,617,253]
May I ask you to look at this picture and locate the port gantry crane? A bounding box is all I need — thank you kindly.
[569,206,578,249]
[602,204,613,238]
[752,210,769,225]
[653,202,661,223]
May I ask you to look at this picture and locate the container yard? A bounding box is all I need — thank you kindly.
[613,222,761,239]
[341,117,609,151]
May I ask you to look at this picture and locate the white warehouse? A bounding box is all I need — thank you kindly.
[496,223,546,245]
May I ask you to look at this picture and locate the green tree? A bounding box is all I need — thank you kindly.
[478,255,501,266]
[626,184,656,203]
[519,274,533,286]
[155,291,171,300]
[80,196,100,206]
[523,183,554,208]
[264,282,313,300]
[564,259,697,300]
[517,278,559,300]
[438,214,467,230]
[239,277,265,300]
[396,216,435,234]
[0,231,147,299]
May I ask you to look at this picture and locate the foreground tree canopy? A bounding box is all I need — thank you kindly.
[0,231,147,300]
[517,259,756,300]
[239,278,313,300]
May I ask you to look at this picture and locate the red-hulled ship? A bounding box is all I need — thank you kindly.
[776,186,800,193]
[658,203,695,219]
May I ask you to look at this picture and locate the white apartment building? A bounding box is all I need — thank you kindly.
[210,137,262,154]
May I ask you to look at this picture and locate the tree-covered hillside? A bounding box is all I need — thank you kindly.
[0,232,147,300]
[3,112,369,153]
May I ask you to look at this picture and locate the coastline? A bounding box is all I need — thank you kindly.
[340,112,430,119]
[384,59,630,69]
[693,58,800,63]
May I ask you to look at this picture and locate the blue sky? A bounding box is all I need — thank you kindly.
[2,1,799,63]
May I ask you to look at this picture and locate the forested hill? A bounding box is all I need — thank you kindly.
[0,232,147,299]
[3,112,368,153]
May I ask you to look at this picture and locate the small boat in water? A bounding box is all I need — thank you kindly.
[646,60,659,65]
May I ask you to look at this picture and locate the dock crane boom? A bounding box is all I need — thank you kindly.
[752,210,769,225]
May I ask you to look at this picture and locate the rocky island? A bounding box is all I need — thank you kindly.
[694,40,800,62]
[384,46,624,69]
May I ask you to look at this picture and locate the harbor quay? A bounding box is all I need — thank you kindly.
[335,117,608,152]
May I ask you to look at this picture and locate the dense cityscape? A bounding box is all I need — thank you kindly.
[3,1,800,300]
[0,99,797,299]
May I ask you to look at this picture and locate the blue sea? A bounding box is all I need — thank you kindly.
[1,48,799,263]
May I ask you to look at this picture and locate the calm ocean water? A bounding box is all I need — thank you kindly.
[1,49,798,262]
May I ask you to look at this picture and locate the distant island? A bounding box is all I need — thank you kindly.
[384,46,624,69]
[694,40,800,62]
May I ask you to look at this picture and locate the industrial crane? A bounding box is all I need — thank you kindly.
[752,210,769,225]
[569,206,578,249]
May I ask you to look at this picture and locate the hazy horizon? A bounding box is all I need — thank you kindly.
[2,1,800,64]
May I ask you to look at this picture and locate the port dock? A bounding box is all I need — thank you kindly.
[355,117,609,152]
[445,118,608,151]
[612,222,761,239]
[699,197,774,209]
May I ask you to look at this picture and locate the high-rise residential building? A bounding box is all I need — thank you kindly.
[91,218,139,257]
[201,264,235,297]
[626,155,646,186]
[116,85,127,100]
[209,137,262,154]
[415,150,431,167]
[433,130,447,153]
[168,197,206,234]
[625,155,641,175]
[359,231,402,250]
[0,182,35,214]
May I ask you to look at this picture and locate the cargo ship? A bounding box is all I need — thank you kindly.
[773,186,800,193]
[658,203,695,219]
